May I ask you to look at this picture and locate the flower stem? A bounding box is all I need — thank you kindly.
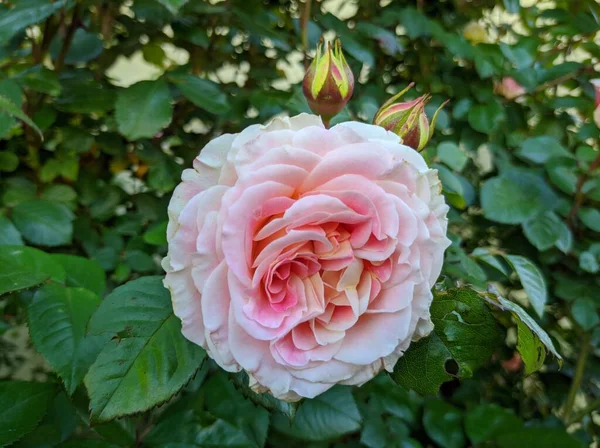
[564,331,592,422]
[567,153,600,230]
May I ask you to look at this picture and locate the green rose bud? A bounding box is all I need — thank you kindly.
[374,84,448,151]
[302,38,354,125]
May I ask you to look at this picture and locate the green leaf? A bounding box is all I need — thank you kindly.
[16,66,62,96]
[22,392,78,447]
[0,215,23,245]
[50,29,103,64]
[0,245,65,296]
[392,287,503,395]
[0,91,43,139]
[437,142,468,172]
[124,249,156,273]
[434,164,470,210]
[485,289,562,374]
[579,207,600,232]
[41,184,78,204]
[202,373,270,447]
[580,251,599,274]
[28,284,106,395]
[495,427,584,448]
[500,42,534,70]
[58,440,119,448]
[84,276,206,421]
[556,220,573,253]
[115,79,173,140]
[57,82,115,114]
[517,136,572,164]
[423,399,465,448]
[0,0,72,44]
[157,0,189,14]
[168,74,230,115]
[273,386,362,441]
[522,211,564,251]
[0,381,56,446]
[481,170,556,224]
[12,199,74,246]
[546,159,578,195]
[232,372,298,420]
[572,298,600,331]
[503,255,547,318]
[52,254,106,295]
[465,404,523,445]
[143,221,168,245]
[0,151,19,171]
[0,79,23,138]
[467,100,505,134]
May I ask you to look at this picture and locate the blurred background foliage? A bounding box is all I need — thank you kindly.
[1,0,600,447]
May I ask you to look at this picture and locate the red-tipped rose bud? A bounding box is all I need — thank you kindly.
[303,38,354,125]
[373,84,448,151]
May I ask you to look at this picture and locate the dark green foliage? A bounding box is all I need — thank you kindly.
[0,0,599,446]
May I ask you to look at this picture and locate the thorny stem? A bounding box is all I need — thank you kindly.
[567,153,600,229]
[300,0,312,69]
[564,331,592,423]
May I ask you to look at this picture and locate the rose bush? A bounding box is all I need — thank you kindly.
[164,114,450,399]
[0,0,598,446]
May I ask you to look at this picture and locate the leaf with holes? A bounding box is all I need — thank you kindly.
[392,287,504,395]
[84,276,206,422]
[485,289,562,375]
[28,283,107,395]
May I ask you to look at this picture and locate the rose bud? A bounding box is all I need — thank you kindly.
[591,79,600,127]
[495,77,525,100]
[302,38,354,125]
[373,84,448,151]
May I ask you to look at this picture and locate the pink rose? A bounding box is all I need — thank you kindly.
[163,114,451,400]
[496,77,525,100]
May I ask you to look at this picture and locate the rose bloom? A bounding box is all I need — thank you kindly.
[495,77,525,100]
[163,114,451,400]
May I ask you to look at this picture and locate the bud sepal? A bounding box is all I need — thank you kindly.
[373,84,448,151]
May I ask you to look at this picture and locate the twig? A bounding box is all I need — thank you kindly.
[564,331,591,422]
[567,153,600,229]
[300,0,312,69]
[54,3,82,72]
[568,398,600,425]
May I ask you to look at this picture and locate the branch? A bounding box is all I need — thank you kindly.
[567,152,600,229]
[300,0,312,69]
[54,3,82,72]
[563,331,591,422]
